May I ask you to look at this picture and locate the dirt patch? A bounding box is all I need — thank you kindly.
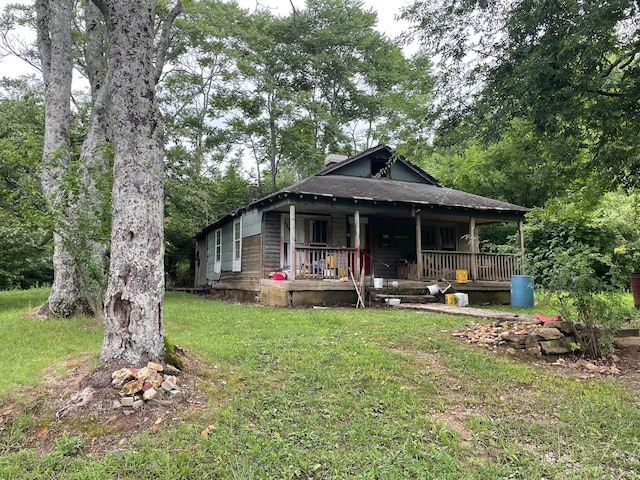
[0,348,210,457]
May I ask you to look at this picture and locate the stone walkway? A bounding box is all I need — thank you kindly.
[394,302,538,323]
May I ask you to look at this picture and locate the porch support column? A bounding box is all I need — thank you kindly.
[518,220,525,274]
[518,220,525,253]
[290,205,296,282]
[354,209,361,280]
[470,218,478,281]
[415,211,423,280]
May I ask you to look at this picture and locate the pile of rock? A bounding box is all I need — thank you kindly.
[453,318,579,355]
[111,362,181,414]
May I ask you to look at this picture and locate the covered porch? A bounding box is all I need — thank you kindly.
[284,205,525,284]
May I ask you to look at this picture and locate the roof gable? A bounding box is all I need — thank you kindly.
[319,145,439,185]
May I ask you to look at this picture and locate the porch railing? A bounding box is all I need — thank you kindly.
[292,247,358,280]
[287,248,523,282]
[421,251,524,282]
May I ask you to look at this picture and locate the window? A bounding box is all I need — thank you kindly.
[421,225,437,250]
[214,228,222,273]
[440,226,456,250]
[310,219,328,246]
[422,224,456,250]
[232,218,242,272]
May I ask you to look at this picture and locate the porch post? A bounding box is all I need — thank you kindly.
[470,218,478,281]
[518,220,525,252]
[415,211,423,280]
[354,210,361,280]
[518,220,525,274]
[290,205,296,281]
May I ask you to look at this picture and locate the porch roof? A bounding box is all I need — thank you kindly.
[280,175,530,214]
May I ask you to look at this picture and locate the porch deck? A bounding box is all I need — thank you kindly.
[258,277,511,307]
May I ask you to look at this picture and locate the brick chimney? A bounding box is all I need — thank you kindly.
[324,154,348,168]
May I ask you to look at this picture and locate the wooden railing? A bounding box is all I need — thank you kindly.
[421,251,523,282]
[293,247,358,280]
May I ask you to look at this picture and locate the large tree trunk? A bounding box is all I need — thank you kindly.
[35,0,88,317]
[97,0,167,365]
[73,0,111,319]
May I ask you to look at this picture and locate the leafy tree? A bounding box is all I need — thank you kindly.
[524,191,640,290]
[0,78,52,289]
[424,118,582,209]
[402,0,640,189]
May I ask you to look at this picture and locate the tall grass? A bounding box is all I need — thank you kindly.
[1,290,639,479]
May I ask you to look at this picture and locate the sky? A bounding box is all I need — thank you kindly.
[0,0,415,79]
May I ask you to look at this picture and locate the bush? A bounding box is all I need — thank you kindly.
[525,191,640,290]
[545,250,634,359]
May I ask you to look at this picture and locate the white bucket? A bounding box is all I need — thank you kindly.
[373,277,384,289]
[454,293,469,307]
[426,284,439,296]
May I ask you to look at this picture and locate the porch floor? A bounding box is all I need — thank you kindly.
[258,278,511,307]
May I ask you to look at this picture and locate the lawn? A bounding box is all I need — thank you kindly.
[1,289,640,479]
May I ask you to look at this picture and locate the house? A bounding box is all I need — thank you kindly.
[194,145,529,306]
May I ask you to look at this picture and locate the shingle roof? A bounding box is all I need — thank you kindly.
[282,174,529,213]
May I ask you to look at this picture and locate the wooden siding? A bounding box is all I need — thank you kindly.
[194,237,207,286]
[263,211,281,277]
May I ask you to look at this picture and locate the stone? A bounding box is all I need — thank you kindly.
[132,400,145,410]
[583,361,601,372]
[143,387,157,401]
[120,396,135,407]
[525,345,542,356]
[148,398,172,407]
[161,379,178,392]
[135,367,154,381]
[112,399,122,410]
[164,364,182,376]
[119,378,144,397]
[615,327,640,338]
[539,336,577,355]
[147,361,164,372]
[545,320,576,335]
[614,337,640,350]
[506,347,518,355]
[536,327,563,341]
[111,368,135,388]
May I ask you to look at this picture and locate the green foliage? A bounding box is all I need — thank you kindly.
[525,192,638,358]
[0,78,52,289]
[525,191,640,290]
[403,0,640,190]
[424,118,584,209]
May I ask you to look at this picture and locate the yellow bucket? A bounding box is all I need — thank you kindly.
[445,293,456,305]
[456,269,468,283]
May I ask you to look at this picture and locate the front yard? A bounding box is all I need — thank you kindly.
[1,289,639,479]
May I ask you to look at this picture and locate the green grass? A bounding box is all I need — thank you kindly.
[1,289,640,478]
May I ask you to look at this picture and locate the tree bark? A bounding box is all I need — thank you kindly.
[36,0,88,317]
[72,0,111,318]
[99,0,167,365]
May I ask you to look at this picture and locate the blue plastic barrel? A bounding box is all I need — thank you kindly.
[511,275,534,307]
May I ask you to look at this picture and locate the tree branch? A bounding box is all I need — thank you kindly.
[34,0,51,82]
[154,0,182,85]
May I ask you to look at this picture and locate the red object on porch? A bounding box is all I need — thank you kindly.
[273,273,285,281]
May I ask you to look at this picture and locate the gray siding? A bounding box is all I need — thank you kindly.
[242,208,262,237]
